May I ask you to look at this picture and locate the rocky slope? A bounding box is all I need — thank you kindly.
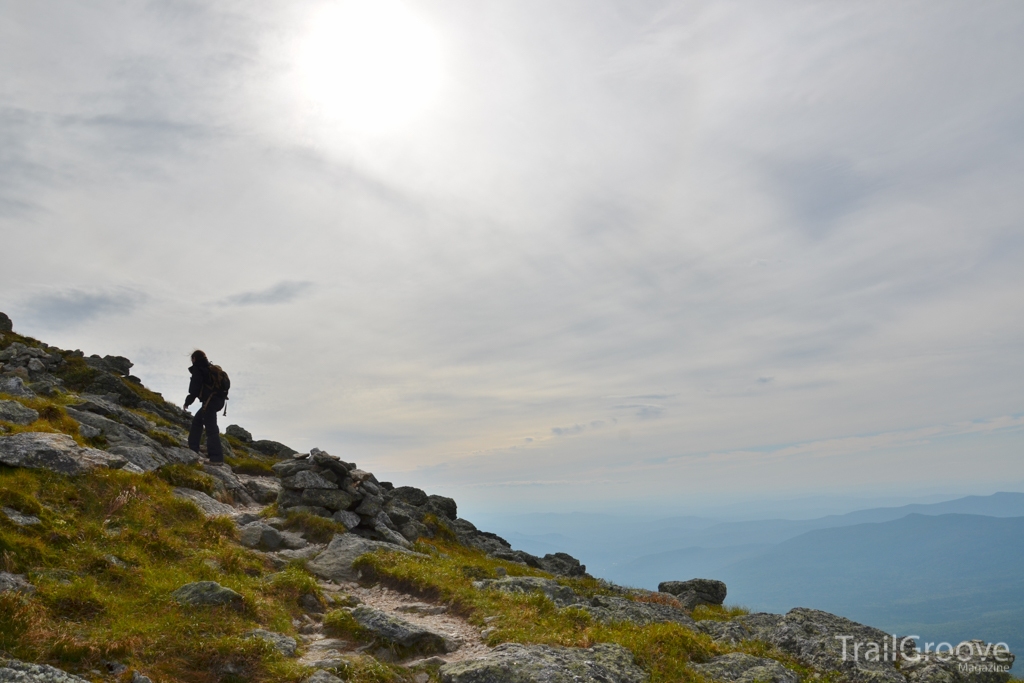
[0,311,1017,683]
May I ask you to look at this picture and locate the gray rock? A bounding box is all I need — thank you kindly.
[171,581,243,607]
[225,425,252,442]
[439,642,648,683]
[0,400,38,425]
[270,544,326,568]
[389,485,429,507]
[0,313,11,333]
[537,552,587,577]
[130,672,152,683]
[375,521,413,549]
[475,576,579,607]
[237,474,281,504]
[271,458,315,478]
[355,494,383,517]
[0,432,132,475]
[0,572,36,595]
[307,533,426,583]
[692,653,799,683]
[71,395,151,432]
[239,522,284,551]
[582,594,696,628]
[201,463,256,506]
[658,578,727,608]
[282,470,338,490]
[0,659,92,683]
[173,487,237,517]
[280,530,309,550]
[902,642,1015,683]
[310,449,353,476]
[400,520,429,543]
[332,509,361,529]
[304,671,344,683]
[351,605,455,655]
[396,603,448,616]
[696,619,751,644]
[427,494,457,520]
[78,424,101,439]
[285,505,332,518]
[0,376,33,398]
[231,512,262,526]
[302,488,355,511]
[277,488,304,509]
[737,608,910,683]
[251,439,297,457]
[245,629,297,657]
[1,507,41,527]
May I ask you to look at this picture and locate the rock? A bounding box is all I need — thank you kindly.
[0,400,38,425]
[351,605,455,655]
[231,511,262,526]
[0,312,11,333]
[171,581,243,607]
[692,653,799,683]
[658,578,727,608]
[439,642,648,683]
[237,474,281,504]
[355,494,383,517]
[0,659,92,683]
[282,470,338,490]
[245,629,297,657]
[696,619,751,644]
[902,641,1015,683]
[474,576,579,607]
[310,449,353,476]
[173,487,237,517]
[239,522,284,551]
[225,425,252,443]
[304,671,344,683]
[307,533,426,583]
[271,458,315,478]
[1,507,41,527]
[269,544,325,569]
[201,463,256,506]
[101,355,133,376]
[374,521,413,549]
[427,494,457,520]
[0,432,133,475]
[280,530,308,550]
[285,505,332,518]
[582,594,696,628]
[78,424,101,439]
[537,552,587,577]
[130,672,152,683]
[389,485,429,507]
[302,488,355,511]
[332,509,361,529]
[0,572,36,595]
[400,520,429,543]
[0,376,33,398]
[251,439,297,457]
[737,608,911,683]
[396,603,448,616]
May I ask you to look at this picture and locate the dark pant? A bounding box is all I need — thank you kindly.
[189,395,225,462]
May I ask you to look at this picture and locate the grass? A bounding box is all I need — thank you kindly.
[691,603,750,621]
[155,464,217,496]
[352,539,806,683]
[0,464,327,683]
[283,510,348,544]
[0,393,87,445]
[224,452,277,477]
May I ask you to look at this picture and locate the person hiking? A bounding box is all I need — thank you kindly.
[183,349,229,464]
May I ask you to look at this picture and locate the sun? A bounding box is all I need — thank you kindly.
[295,0,444,136]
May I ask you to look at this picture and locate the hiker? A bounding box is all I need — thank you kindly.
[183,349,229,464]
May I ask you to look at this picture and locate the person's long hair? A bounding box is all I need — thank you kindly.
[191,349,209,367]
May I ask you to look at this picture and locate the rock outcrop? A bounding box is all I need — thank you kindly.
[438,642,649,683]
[0,433,139,475]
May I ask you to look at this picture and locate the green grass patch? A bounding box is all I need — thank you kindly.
[224,453,276,477]
[155,464,217,495]
[51,354,100,393]
[0,395,85,444]
[0,465,318,683]
[283,511,347,543]
[691,603,750,621]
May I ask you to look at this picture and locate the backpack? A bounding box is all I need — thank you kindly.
[206,364,230,397]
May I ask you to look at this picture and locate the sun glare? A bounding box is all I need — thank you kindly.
[296,0,444,136]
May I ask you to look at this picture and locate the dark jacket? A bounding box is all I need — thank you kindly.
[185,362,223,408]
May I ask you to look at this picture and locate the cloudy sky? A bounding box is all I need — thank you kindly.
[2,0,1023,516]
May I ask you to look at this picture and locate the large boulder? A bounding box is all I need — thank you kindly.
[351,605,456,656]
[658,578,727,609]
[225,425,252,443]
[282,470,338,491]
[238,522,284,551]
[0,312,12,333]
[0,432,137,475]
[0,400,38,426]
[439,642,648,683]
[0,377,33,398]
[306,533,425,583]
[0,659,91,683]
[693,653,798,683]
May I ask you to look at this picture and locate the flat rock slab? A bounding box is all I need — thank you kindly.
[351,605,455,656]
[0,659,92,683]
[0,572,36,595]
[1,507,41,527]
[0,400,38,426]
[0,432,137,476]
[439,642,648,683]
[172,581,243,607]
[307,533,426,583]
[737,609,909,683]
[692,653,799,683]
[473,576,579,607]
[582,595,696,628]
[245,629,297,657]
[173,488,237,518]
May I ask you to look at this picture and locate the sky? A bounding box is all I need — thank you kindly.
[2,0,1023,517]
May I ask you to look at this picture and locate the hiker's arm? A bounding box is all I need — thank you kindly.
[184,367,201,409]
